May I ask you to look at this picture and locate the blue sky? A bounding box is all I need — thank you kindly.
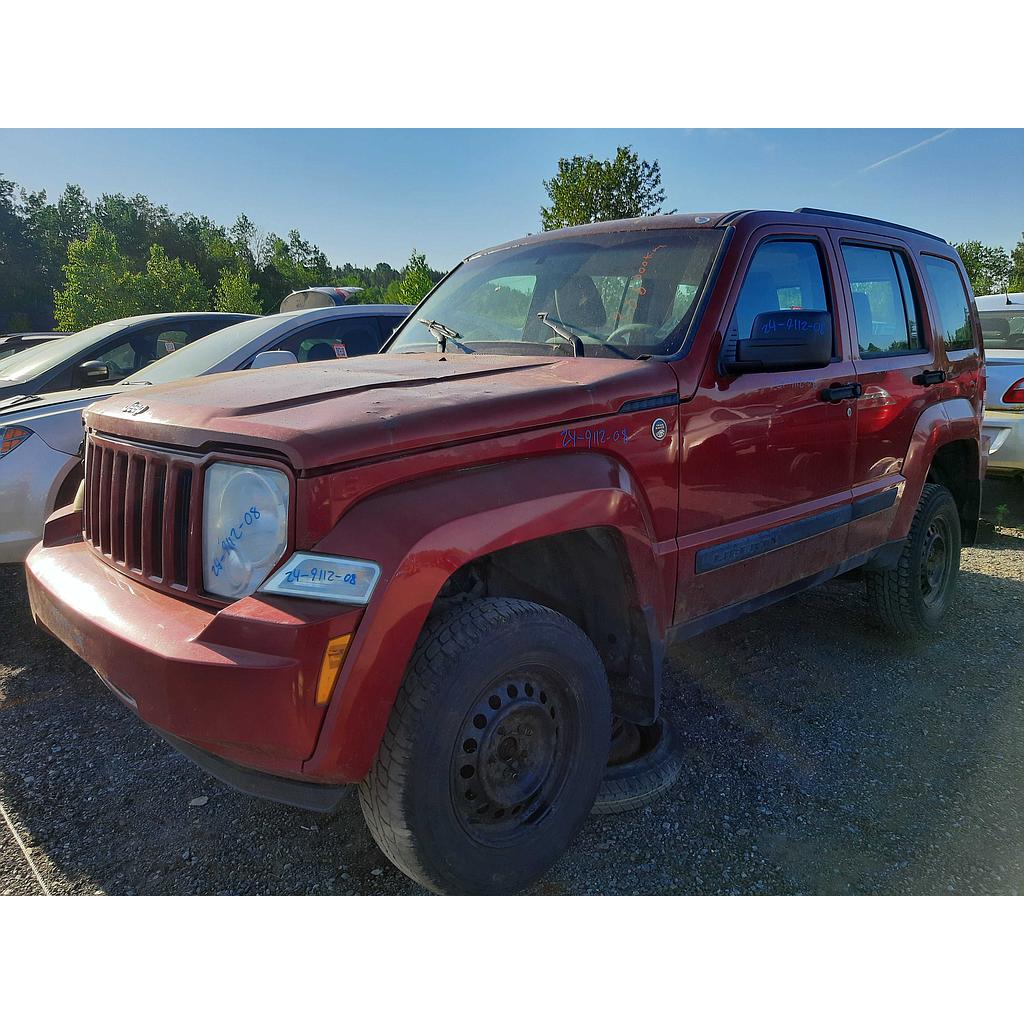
[1,129,1020,270]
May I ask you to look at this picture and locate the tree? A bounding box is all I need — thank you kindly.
[954,240,1012,296]
[54,228,210,329]
[386,250,434,305]
[540,145,671,230]
[0,174,49,327]
[138,244,211,313]
[214,263,263,314]
[1009,233,1024,293]
[53,225,136,329]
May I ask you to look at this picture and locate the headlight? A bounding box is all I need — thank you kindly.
[203,462,290,599]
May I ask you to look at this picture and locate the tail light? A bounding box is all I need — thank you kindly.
[0,425,32,457]
[1002,378,1024,404]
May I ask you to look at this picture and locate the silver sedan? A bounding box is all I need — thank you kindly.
[0,303,411,562]
[978,293,1024,481]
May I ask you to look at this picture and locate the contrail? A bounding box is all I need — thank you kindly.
[858,128,956,174]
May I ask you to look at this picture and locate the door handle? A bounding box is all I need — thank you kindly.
[912,369,946,387]
[819,381,862,403]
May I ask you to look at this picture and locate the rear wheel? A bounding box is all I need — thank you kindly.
[865,483,961,638]
[359,597,610,894]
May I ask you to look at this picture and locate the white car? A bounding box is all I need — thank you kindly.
[978,292,1024,481]
[0,303,411,562]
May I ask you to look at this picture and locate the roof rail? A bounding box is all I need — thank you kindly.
[793,208,946,244]
[716,210,753,227]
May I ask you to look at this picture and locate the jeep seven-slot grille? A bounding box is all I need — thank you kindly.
[83,434,198,593]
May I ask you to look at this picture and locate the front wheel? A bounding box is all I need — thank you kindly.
[864,483,961,639]
[359,598,611,894]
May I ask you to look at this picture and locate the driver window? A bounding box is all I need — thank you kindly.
[729,239,831,342]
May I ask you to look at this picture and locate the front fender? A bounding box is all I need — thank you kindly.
[302,451,672,782]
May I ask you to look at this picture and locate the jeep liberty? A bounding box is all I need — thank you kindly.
[26,209,985,894]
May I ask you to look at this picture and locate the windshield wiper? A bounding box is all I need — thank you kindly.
[0,393,42,408]
[536,312,583,357]
[420,319,474,354]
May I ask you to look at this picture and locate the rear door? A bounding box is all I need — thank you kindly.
[831,231,943,554]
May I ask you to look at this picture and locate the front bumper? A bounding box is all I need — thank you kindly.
[0,431,79,563]
[26,514,364,783]
[983,409,1024,475]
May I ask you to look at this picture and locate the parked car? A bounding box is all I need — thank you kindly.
[26,209,983,894]
[0,312,254,403]
[0,332,69,361]
[280,286,364,312]
[0,304,410,562]
[977,292,1024,480]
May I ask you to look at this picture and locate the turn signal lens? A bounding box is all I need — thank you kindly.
[1002,378,1024,404]
[0,426,32,457]
[316,634,352,706]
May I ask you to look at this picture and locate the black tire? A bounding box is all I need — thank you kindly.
[865,483,961,639]
[591,718,683,815]
[358,598,611,895]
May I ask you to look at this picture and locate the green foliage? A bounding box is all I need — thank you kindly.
[954,240,1013,296]
[54,225,137,329]
[1010,234,1024,293]
[214,263,263,314]
[137,244,211,313]
[54,227,210,330]
[386,250,435,305]
[540,146,671,230]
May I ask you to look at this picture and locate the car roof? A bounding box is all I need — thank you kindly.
[976,293,1024,311]
[262,304,413,324]
[470,208,950,260]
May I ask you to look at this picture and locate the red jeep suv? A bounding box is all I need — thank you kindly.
[26,209,984,894]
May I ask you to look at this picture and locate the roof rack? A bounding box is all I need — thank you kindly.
[793,208,946,244]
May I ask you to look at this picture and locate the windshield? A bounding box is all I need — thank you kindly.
[122,312,295,384]
[388,228,724,359]
[0,318,137,384]
[980,310,1024,351]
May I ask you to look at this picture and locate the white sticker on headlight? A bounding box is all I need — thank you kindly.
[259,553,381,605]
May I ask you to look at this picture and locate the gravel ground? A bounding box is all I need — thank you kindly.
[2,481,1022,896]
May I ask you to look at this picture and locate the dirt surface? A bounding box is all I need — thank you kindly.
[2,481,1022,896]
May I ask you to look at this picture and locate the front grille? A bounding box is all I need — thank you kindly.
[83,433,200,594]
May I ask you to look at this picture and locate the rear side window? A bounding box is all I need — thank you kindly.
[841,245,924,357]
[729,239,831,341]
[922,256,975,353]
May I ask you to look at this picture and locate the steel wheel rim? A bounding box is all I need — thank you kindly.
[451,669,572,843]
[920,516,952,606]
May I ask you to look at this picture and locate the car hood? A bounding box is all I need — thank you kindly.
[84,354,680,471]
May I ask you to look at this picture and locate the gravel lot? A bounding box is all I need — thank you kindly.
[2,481,1022,896]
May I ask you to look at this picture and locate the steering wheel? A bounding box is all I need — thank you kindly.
[604,322,657,346]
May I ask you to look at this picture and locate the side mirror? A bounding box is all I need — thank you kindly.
[723,310,833,374]
[75,360,110,386]
[251,350,298,370]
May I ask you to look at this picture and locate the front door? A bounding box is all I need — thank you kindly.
[674,226,859,624]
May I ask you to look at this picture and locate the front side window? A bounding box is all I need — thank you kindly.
[841,244,923,357]
[922,255,975,353]
[728,239,831,342]
[277,316,383,361]
[388,229,724,359]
